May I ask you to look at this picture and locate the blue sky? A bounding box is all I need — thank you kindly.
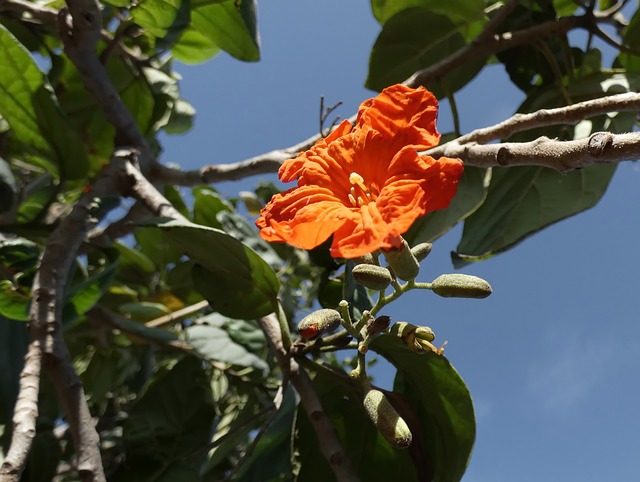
[160,2,640,481]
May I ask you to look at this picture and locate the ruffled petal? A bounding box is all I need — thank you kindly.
[279,119,353,183]
[357,84,440,150]
[257,185,359,250]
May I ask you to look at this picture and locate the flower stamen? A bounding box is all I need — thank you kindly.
[349,172,374,207]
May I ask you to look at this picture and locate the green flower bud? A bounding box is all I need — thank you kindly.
[363,389,412,449]
[414,326,435,342]
[297,309,342,340]
[431,274,493,299]
[382,239,419,281]
[410,242,432,262]
[352,264,393,291]
[353,253,376,265]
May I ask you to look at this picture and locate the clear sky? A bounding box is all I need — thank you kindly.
[160,2,640,481]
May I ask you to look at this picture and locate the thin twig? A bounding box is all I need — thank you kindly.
[145,300,210,328]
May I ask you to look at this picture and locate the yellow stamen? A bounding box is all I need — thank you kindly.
[349,172,368,192]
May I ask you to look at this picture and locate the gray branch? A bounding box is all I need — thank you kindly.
[257,314,360,482]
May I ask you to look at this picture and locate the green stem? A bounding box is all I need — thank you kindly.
[276,300,292,350]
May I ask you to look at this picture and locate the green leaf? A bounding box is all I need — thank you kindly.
[0,281,29,321]
[138,218,279,319]
[131,0,190,48]
[0,25,89,179]
[106,312,179,343]
[0,157,17,218]
[170,25,221,64]
[0,315,29,430]
[296,363,418,481]
[366,8,485,97]
[233,388,296,480]
[164,98,195,134]
[454,163,616,265]
[404,166,491,245]
[371,0,484,26]
[553,0,579,15]
[370,335,475,482]
[81,347,140,404]
[173,0,260,63]
[64,247,119,321]
[185,323,269,376]
[192,186,233,229]
[120,356,214,477]
[119,301,171,322]
[217,210,281,268]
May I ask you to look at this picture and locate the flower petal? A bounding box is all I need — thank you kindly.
[257,185,358,250]
[357,84,440,150]
[279,119,353,183]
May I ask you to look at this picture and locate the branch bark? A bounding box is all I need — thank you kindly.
[257,314,360,482]
[435,130,640,172]
[60,0,154,172]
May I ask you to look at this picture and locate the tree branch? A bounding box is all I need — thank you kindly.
[150,132,325,186]
[405,13,591,88]
[257,314,360,482]
[435,130,640,172]
[60,0,154,172]
[428,91,640,151]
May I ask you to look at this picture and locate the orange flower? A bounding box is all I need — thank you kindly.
[256,84,463,259]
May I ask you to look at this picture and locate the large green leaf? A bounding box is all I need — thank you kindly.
[366,8,485,97]
[172,0,260,63]
[138,218,279,319]
[405,166,491,245]
[454,163,616,264]
[371,0,484,26]
[192,185,233,229]
[131,0,190,48]
[370,335,475,482]
[117,356,214,480]
[0,25,89,179]
[185,323,269,376]
[296,363,418,481]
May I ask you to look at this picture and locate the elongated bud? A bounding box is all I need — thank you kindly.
[410,242,432,262]
[363,389,412,448]
[431,274,492,299]
[383,238,419,281]
[366,315,391,336]
[352,264,393,291]
[297,309,342,340]
[353,253,376,265]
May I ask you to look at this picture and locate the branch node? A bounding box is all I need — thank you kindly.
[588,131,614,157]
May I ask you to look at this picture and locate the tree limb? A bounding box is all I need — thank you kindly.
[257,314,360,482]
[405,13,591,89]
[60,0,154,172]
[428,91,640,150]
[436,130,640,172]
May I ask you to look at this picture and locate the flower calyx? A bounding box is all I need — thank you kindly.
[390,321,444,355]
